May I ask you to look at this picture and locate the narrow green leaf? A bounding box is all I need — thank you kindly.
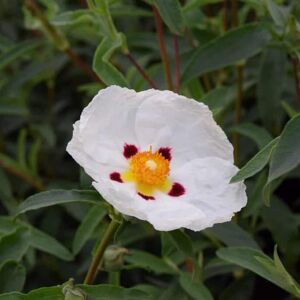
[16,190,103,215]
[73,205,107,255]
[29,226,73,261]
[182,23,271,82]
[0,40,42,71]
[125,250,177,275]
[93,36,128,86]
[0,284,149,300]
[268,114,300,182]
[230,123,273,149]
[0,228,30,263]
[0,261,25,293]
[206,222,260,249]
[154,0,184,34]
[266,0,289,27]
[179,273,213,300]
[257,47,286,130]
[231,137,279,183]
[168,230,194,258]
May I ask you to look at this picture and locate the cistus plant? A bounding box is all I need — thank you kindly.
[0,0,300,299]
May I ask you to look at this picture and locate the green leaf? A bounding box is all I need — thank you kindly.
[168,230,194,258]
[0,261,25,293]
[93,36,128,86]
[0,228,30,263]
[29,226,73,261]
[217,247,300,296]
[231,137,279,183]
[179,273,213,300]
[0,284,149,300]
[182,23,271,82]
[73,205,107,255]
[260,198,300,254]
[268,114,300,182]
[206,222,260,249]
[257,47,286,130]
[125,250,177,275]
[266,0,289,27]
[154,0,184,34]
[16,190,103,215]
[0,40,42,71]
[230,123,273,149]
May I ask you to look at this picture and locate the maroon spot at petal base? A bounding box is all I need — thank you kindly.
[158,147,172,160]
[168,182,185,197]
[110,172,123,183]
[138,193,155,200]
[123,144,138,159]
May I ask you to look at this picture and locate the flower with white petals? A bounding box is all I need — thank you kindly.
[67,86,247,231]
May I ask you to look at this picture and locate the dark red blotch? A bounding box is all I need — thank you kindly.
[110,172,123,183]
[123,144,138,159]
[168,182,185,197]
[158,147,172,160]
[138,193,155,200]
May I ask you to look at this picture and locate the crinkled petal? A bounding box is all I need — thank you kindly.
[169,157,247,231]
[92,179,206,231]
[135,89,233,170]
[67,86,145,181]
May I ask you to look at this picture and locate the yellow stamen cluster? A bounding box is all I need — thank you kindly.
[129,150,170,185]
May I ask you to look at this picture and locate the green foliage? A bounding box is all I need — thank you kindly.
[1,0,300,298]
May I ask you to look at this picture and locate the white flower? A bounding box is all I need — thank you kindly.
[67,86,247,231]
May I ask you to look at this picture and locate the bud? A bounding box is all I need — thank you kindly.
[62,279,87,300]
[103,245,130,271]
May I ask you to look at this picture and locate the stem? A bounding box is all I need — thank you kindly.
[0,157,44,191]
[64,48,102,84]
[292,57,300,108]
[223,0,229,32]
[231,0,239,27]
[233,65,244,165]
[25,0,103,84]
[173,35,180,93]
[152,5,174,91]
[125,52,158,89]
[84,218,120,285]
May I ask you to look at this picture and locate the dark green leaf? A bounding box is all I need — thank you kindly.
[179,273,213,300]
[168,230,194,258]
[182,24,271,82]
[16,190,103,215]
[257,47,286,130]
[0,261,25,293]
[73,205,107,255]
[268,114,300,182]
[231,137,279,183]
[154,0,184,34]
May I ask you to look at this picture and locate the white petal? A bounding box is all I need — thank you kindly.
[67,86,145,181]
[170,157,247,231]
[135,89,233,170]
[92,179,206,231]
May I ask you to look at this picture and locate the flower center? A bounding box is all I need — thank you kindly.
[129,150,170,185]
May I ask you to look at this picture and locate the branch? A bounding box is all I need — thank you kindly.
[152,5,174,91]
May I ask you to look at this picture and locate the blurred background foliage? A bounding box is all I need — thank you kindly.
[0,0,300,299]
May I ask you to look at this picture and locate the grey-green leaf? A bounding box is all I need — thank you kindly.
[179,273,213,300]
[268,114,300,182]
[182,23,271,82]
[16,190,103,215]
[0,261,25,293]
[231,137,279,183]
[154,0,184,34]
[73,205,107,255]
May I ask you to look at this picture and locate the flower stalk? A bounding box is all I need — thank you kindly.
[173,35,180,93]
[84,217,120,285]
[152,5,174,91]
[24,0,103,84]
